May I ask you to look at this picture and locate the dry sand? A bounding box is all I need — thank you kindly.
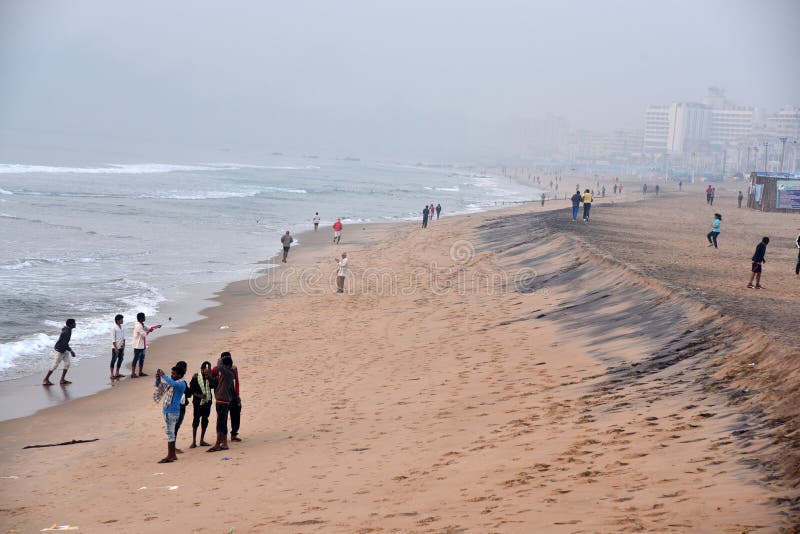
[1,193,799,533]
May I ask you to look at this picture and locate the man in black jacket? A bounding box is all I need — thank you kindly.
[43,319,76,386]
[747,237,769,289]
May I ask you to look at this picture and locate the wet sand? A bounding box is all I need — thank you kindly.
[1,197,798,533]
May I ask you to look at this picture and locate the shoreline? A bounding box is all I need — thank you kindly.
[1,195,798,531]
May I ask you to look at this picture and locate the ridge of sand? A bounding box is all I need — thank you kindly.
[1,200,798,533]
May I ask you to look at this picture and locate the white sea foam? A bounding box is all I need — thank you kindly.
[0,163,241,175]
[0,188,13,195]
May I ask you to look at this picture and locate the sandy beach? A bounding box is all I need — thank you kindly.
[1,189,799,533]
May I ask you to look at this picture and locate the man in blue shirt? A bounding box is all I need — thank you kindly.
[155,365,187,463]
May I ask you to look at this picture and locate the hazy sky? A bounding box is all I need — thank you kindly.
[1,0,798,161]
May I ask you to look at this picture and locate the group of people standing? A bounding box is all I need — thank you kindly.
[154,351,242,463]
[422,203,442,228]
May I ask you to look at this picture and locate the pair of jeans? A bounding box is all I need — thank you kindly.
[132,348,146,370]
[215,402,230,435]
[583,203,591,220]
[707,231,719,248]
[230,399,241,436]
[571,205,579,220]
[110,347,124,370]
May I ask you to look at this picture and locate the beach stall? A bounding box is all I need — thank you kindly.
[746,172,800,212]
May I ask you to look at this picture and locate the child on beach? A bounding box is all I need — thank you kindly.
[333,218,343,244]
[188,361,213,448]
[154,364,187,463]
[747,237,769,289]
[42,319,76,386]
[706,213,721,249]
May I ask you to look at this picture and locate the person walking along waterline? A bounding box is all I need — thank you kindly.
[436,203,441,220]
[582,189,593,222]
[188,361,213,448]
[422,205,429,228]
[336,252,348,293]
[281,230,293,263]
[110,314,125,379]
[570,190,582,221]
[747,237,769,289]
[333,218,343,244]
[132,312,161,378]
[42,319,77,386]
[706,213,722,249]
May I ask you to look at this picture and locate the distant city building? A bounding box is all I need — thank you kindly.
[709,107,755,145]
[644,105,670,152]
[767,105,800,139]
[667,102,711,154]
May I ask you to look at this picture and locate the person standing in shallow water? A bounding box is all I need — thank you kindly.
[110,314,125,380]
[706,213,721,249]
[43,318,76,386]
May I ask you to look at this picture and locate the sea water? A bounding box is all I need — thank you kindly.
[0,157,537,382]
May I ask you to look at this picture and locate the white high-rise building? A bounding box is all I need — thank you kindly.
[667,102,711,154]
[709,107,755,145]
[767,105,800,139]
[644,105,670,152]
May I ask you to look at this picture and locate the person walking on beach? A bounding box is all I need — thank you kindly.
[153,363,187,463]
[619,183,623,195]
[601,185,606,198]
[207,353,236,452]
[188,361,213,448]
[42,319,76,386]
[747,237,769,289]
[313,212,320,231]
[710,187,716,206]
[429,203,435,223]
[706,213,722,249]
[679,180,683,191]
[738,191,744,208]
[228,354,242,443]
[422,205,429,228]
[336,252,348,293]
[655,184,660,196]
[281,230,293,263]
[613,183,618,195]
[110,314,125,380]
[582,189,593,222]
[570,190,582,221]
[642,183,648,198]
[706,185,713,204]
[132,312,161,378]
[436,203,441,220]
[332,218,343,244]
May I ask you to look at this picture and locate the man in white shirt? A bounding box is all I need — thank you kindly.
[111,314,125,379]
[313,212,320,231]
[131,312,161,378]
[336,252,348,293]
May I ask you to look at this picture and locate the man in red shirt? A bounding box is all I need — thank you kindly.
[333,218,343,244]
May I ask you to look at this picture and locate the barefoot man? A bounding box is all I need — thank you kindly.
[131,312,161,378]
[110,314,125,379]
[336,252,348,293]
[42,318,76,386]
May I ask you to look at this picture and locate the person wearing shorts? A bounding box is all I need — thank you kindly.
[110,314,125,379]
[43,319,76,386]
[154,364,186,463]
[188,361,213,448]
[747,237,769,289]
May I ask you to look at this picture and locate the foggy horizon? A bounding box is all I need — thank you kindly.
[1,0,798,163]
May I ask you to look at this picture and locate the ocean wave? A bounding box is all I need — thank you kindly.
[436,186,460,192]
[0,188,13,195]
[0,163,245,175]
[138,190,261,200]
[0,257,98,271]
[262,186,307,194]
